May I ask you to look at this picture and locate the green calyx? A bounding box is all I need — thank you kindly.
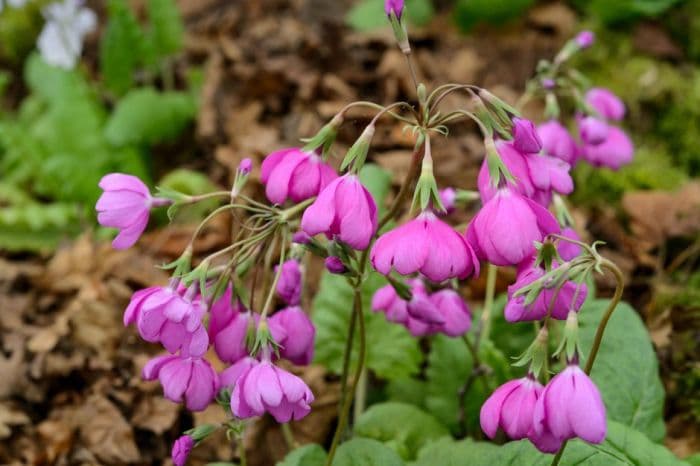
[301,113,343,159]
[341,124,375,172]
[553,310,580,362]
[513,326,549,379]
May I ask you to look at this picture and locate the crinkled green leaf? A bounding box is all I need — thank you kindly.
[312,271,423,380]
[276,443,326,466]
[578,299,666,442]
[354,402,449,460]
[158,168,219,221]
[410,437,498,466]
[147,0,184,60]
[385,377,427,408]
[100,0,146,95]
[334,438,405,466]
[104,87,196,147]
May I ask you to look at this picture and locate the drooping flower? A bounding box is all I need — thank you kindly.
[537,120,578,165]
[261,148,337,205]
[533,364,607,444]
[505,264,587,322]
[38,0,97,69]
[275,259,302,306]
[96,173,163,249]
[269,307,315,366]
[480,376,543,440]
[585,87,625,122]
[324,256,347,274]
[524,153,574,205]
[578,115,609,145]
[220,356,258,390]
[512,117,542,154]
[301,174,377,250]
[230,359,314,422]
[467,188,560,266]
[371,211,479,282]
[429,289,472,337]
[384,0,404,18]
[558,227,582,261]
[143,355,219,411]
[171,435,194,466]
[579,126,634,170]
[478,141,536,202]
[210,308,258,364]
[575,30,595,49]
[371,280,437,337]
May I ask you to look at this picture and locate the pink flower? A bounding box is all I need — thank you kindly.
[143,355,219,411]
[220,356,258,390]
[467,188,560,266]
[512,117,542,154]
[371,281,437,337]
[533,364,607,444]
[429,289,472,336]
[126,285,209,357]
[478,140,536,202]
[238,158,253,175]
[525,154,574,203]
[528,426,564,453]
[231,360,314,422]
[324,256,347,274]
[586,87,625,121]
[480,377,543,440]
[275,259,302,305]
[269,307,315,366]
[96,173,158,249]
[261,148,337,205]
[575,30,595,49]
[371,211,479,282]
[578,116,609,145]
[210,309,258,364]
[171,435,194,466]
[384,0,404,18]
[438,187,457,215]
[505,264,587,322]
[580,126,634,170]
[301,174,377,250]
[537,120,578,165]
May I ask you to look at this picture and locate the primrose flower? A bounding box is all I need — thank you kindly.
[301,174,377,250]
[275,259,302,306]
[371,211,479,283]
[269,307,315,366]
[467,188,560,266]
[575,31,595,49]
[533,364,607,444]
[143,355,219,412]
[384,0,404,18]
[171,435,194,466]
[261,148,337,205]
[480,376,543,440]
[96,173,164,250]
[230,359,314,422]
[537,120,578,165]
[38,0,97,69]
[512,117,542,154]
[580,126,634,170]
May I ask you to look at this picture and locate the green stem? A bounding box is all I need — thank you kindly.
[281,423,297,450]
[549,258,624,466]
[325,287,366,466]
[354,367,368,421]
[337,296,358,414]
[478,264,498,345]
[238,437,247,466]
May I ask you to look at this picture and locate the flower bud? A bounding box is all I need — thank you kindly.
[238,158,252,175]
[575,30,595,49]
[384,0,404,19]
[171,435,194,466]
[325,256,347,274]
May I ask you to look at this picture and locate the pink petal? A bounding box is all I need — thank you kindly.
[99,173,149,196]
[301,177,341,236]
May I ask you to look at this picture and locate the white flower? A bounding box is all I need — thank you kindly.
[0,0,29,12]
[37,0,97,69]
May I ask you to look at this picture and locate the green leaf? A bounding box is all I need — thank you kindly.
[453,0,534,32]
[450,421,687,466]
[276,444,326,466]
[578,299,666,441]
[312,271,423,380]
[100,0,145,96]
[104,87,196,147]
[584,0,680,24]
[354,402,449,460]
[147,0,184,60]
[425,335,511,434]
[334,438,405,466]
[385,377,427,408]
[411,437,499,466]
[0,200,79,252]
[359,163,392,216]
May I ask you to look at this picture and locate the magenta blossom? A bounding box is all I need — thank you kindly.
[480,376,543,440]
[269,307,315,366]
[585,87,625,121]
[238,158,253,175]
[429,289,472,337]
[537,120,578,165]
[210,310,257,364]
[171,435,194,466]
[371,280,437,337]
[533,364,607,444]
[301,174,377,250]
[578,115,609,145]
[478,140,536,202]
[325,256,347,274]
[580,126,634,170]
[275,259,302,305]
[467,188,560,266]
[143,355,219,411]
[558,227,582,261]
[525,153,574,204]
[575,30,595,49]
[512,117,542,154]
[371,211,479,282]
[220,356,258,390]
[231,359,314,422]
[96,173,164,249]
[261,148,337,205]
[384,0,404,18]
[505,264,587,322]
